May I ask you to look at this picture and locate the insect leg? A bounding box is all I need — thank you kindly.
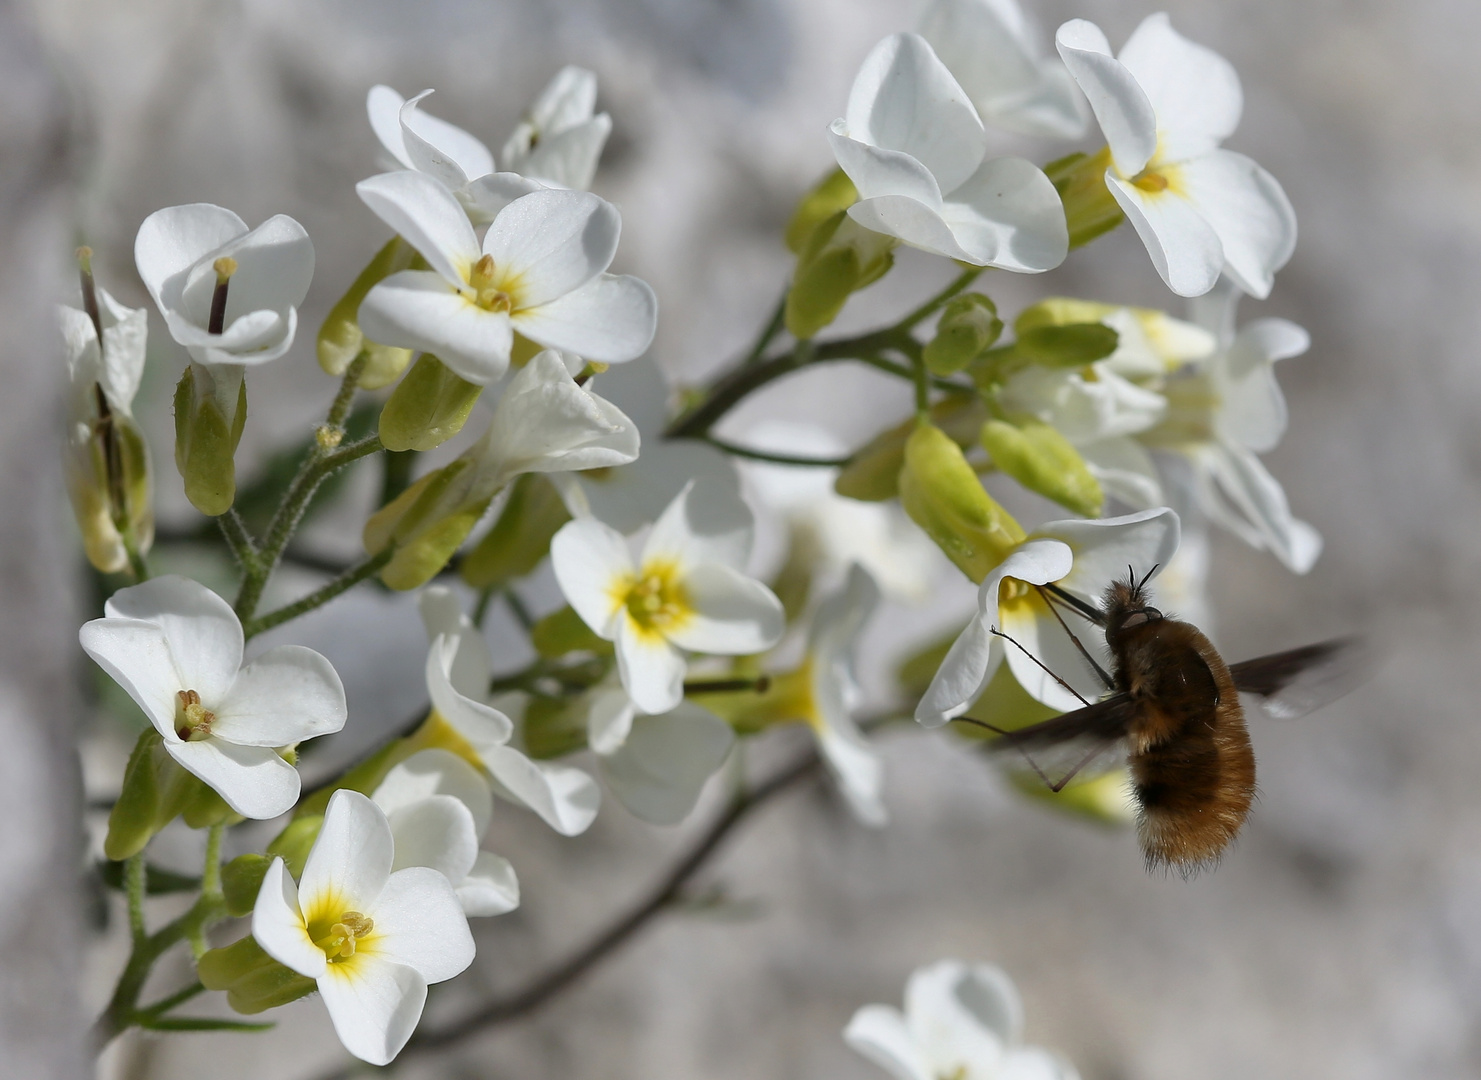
[1043,737,1119,792]
[1035,585,1116,691]
[950,716,1059,790]
[989,626,1093,707]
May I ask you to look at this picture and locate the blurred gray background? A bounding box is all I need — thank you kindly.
[5,0,1481,1076]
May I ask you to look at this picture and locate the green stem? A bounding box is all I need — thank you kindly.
[702,435,851,468]
[243,549,393,639]
[124,852,146,944]
[123,534,149,583]
[189,822,226,959]
[472,586,495,629]
[137,981,206,1021]
[503,587,535,632]
[325,352,368,429]
[216,509,258,572]
[742,292,788,367]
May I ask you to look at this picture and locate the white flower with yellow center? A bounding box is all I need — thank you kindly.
[917,508,1179,724]
[1055,14,1296,298]
[845,959,1079,1080]
[79,576,346,819]
[550,484,786,715]
[355,170,657,386]
[252,790,475,1065]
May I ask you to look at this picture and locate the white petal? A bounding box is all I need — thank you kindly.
[517,114,611,189]
[829,127,945,209]
[549,516,634,638]
[397,89,494,188]
[134,203,247,313]
[530,65,598,131]
[177,214,313,329]
[641,481,754,572]
[1001,1048,1080,1080]
[1054,20,1156,176]
[460,171,545,224]
[1106,175,1224,298]
[586,684,637,756]
[1217,347,1289,455]
[457,851,520,916]
[817,725,887,827]
[482,744,601,836]
[369,865,476,983]
[79,619,185,737]
[358,270,512,385]
[1205,444,1321,573]
[483,189,618,306]
[418,585,472,641]
[1118,13,1241,162]
[938,156,1068,272]
[665,563,784,655]
[251,857,325,978]
[847,195,974,262]
[301,790,394,915]
[374,748,494,837]
[1035,507,1181,604]
[95,289,149,411]
[614,615,687,715]
[845,34,986,195]
[386,796,480,883]
[1178,150,1296,300]
[1080,437,1163,509]
[366,85,415,168]
[809,563,881,666]
[906,960,1018,1070]
[166,738,301,820]
[417,588,492,700]
[512,273,658,364]
[102,576,243,703]
[844,1004,932,1080]
[213,645,346,746]
[318,957,426,1066]
[355,171,479,288]
[599,704,734,825]
[1000,593,1108,711]
[425,635,514,750]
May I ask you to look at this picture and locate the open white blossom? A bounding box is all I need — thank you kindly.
[79,576,346,819]
[134,203,314,366]
[1055,14,1296,298]
[846,960,1079,1080]
[919,0,1088,138]
[501,66,612,190]
[253,790,475,1065]
[829,33,1067,271]
[356,170,657,385]
[917,508,1180,724]
[550,484,785,715]
[371,749,519,917]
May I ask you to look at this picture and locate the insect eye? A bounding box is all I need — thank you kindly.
[1122,607,1162,628]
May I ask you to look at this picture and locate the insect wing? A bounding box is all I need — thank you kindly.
[1229,636,1369,720]
[977,695,1136,789]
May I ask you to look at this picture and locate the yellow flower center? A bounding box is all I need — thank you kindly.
[938,1066,969,1080]
[174,689,215,742]
[467,253,522,313]
[617,559,691,639]
[315,911,375,961]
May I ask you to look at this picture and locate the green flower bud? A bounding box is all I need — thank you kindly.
[1013,297,1120,334]
[460,474,571,589]
[898,423,1023,583]
[924,293,1003,376]
[66,410,153,575]
[379,354,484,452]
[317,237,418,390]
[531,605,612,659]
[199,935,317,1015]
[835,396,987,502]
[363,459,486,590]
[104,729,199,861]
[1045,147,1126,250]
[173,363,246,517]
[979,417,1103,518]
[785,213,896,340]
[180,780,236,829]
[784,168,859,254]
[220,853,272,917]
[522,696,591,760]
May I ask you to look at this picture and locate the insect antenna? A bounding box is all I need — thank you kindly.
[989,627,1092,706]
[1034,586,1115,691]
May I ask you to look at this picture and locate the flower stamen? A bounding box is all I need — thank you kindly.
[208,256,237,335]
[174,689,216,742]
[622,562,688,633]
[469,254,515,313]
[316,910,375,961]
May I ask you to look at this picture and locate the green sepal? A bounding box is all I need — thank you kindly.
[785,213,896,340]
[317,236,417,390]
[173,365,246,517]
[266,815,324,877]
[924,293,1002,376]
[363,459,486,590]
[181,778,237,829]
[199,935,317,1015]
[521,696,590,760]
[104,729,197,861]
[1045,147,1125,250]
[784,168,859,254]
[379,354,483,452]
[531,605,612,659]
[968,323,1120,390]
[221,853,272,917]
[835,396,988,502]
[979,418,1103,517]
[898,422,1024,584]
[460,474,571,589]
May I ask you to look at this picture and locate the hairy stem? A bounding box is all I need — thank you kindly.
[216,509,258,572]
[702,435,851,468]
[243,549,393,640]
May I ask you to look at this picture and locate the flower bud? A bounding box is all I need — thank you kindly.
[104,730,199,860]
[898,422,1023,583]
[924,294,1002,376]
[784,168,859,254]
[785,213,896,340]
[221,853,272,917]
[1045,147,1125,250]
[318,237,418,389]
[522,696,590,760]
[363,458,487,591]
[379,353,484,452]
[835,397,987,502]
[979,417,1103,518]
[174,362,246,516]
[66,411,152,574]
[460,473,571,589]
[531,605,612,659]
[199,936,317,1015]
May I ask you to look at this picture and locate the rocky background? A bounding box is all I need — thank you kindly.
[6,0,1481,1077]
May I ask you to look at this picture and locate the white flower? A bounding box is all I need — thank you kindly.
[356,171,658,385]
[919,0,1088,139]
[371,749,519,917]
[829,34,1067,271]
[917,508,1180,724]
[366,86,544,224]
[1140,281,1320,572]
[418,589,602,837]
[845,959,1079,1080]
[501,66,613,190]
[60,286,147,422]
[252,790,475,1065]
[134,203,314,366]
[550,484,785,715]
[79,576,346,819]
[1055,15,1296,298]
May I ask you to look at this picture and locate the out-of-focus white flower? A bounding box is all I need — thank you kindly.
[371,749,519,917]
[917,508,1179,723]
[134,203,314,366]
[919,0,1088,138]
[1055,15,1296,298]
[252,790,475,1065]
[418,589,601,836]
[550,484,785,715]
[501,66,612,191]
[79,576,345,819]
[356,171,657,385]
[829,34,1067,271]
[845,959,1079,1080]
